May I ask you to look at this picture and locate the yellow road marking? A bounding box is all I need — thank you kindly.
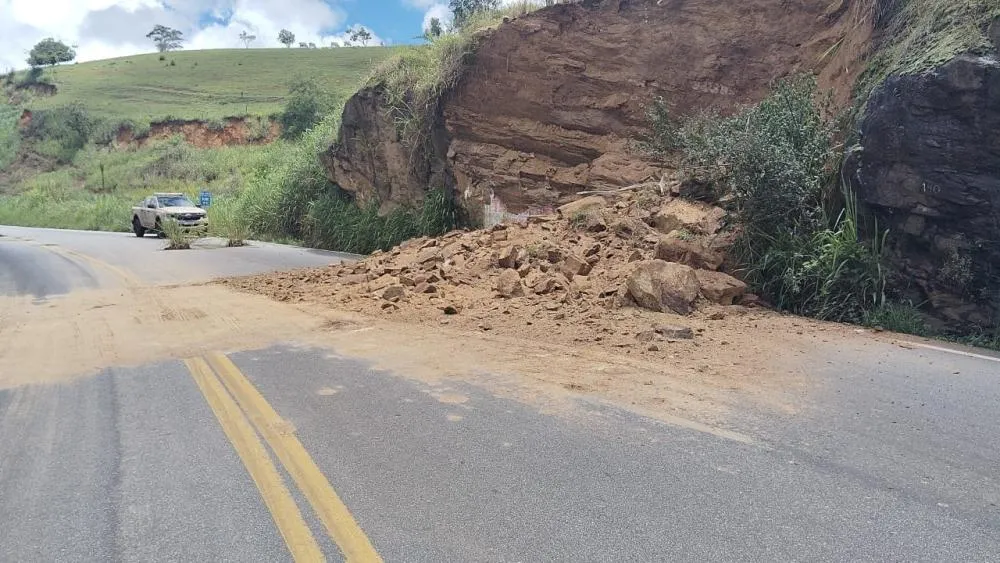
[205,351,383,563]
[184,357,326,562]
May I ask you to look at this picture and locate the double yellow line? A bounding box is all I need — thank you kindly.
[185,352,382,563]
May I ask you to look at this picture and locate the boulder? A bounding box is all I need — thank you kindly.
[849,55,1000,330]
[652,199,726,235]
[695,270,747,306]
[626,260,700,315]
[557,196,607,219]
[496,269,525,298]
[654,236,724,271]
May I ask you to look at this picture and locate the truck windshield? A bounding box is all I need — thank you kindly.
[157,196,195,208]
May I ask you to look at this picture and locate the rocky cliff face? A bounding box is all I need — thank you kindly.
[325,0,869,216]
[850,54,1000,330]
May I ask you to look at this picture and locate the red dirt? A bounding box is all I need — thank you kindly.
[115,117,281,149]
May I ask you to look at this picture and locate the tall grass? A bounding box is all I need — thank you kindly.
[304,187,460,254]
[857,0,1000,98]
[0,102,19,171]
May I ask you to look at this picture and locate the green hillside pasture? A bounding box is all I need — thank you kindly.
[26,47,400,122]
[0,138,283,232]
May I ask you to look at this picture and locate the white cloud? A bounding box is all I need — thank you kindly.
[0,0,355,70]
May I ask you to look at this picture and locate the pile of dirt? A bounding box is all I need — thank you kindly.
[223,188,783,358]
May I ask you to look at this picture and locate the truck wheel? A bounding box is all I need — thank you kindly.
[154,219,165,238]
[132,217,146,237]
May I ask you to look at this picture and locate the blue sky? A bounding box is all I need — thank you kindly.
[0,0,460,70]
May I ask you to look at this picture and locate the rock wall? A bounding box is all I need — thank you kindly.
[850,54,1000,330]
[325,0,870,216]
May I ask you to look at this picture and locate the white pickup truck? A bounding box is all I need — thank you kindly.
[131,193,209,237]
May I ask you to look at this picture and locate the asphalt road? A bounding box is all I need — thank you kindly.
[1,226,999,561]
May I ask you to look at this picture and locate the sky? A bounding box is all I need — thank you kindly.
[0,0,469,70]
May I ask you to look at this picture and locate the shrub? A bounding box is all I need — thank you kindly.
[667,75,886,323]
[279,78,331,140]
[161,218,193,250]
[865,301,929,336]
[23,103,93,163]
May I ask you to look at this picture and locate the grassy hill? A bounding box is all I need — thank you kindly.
[24,47,400,122]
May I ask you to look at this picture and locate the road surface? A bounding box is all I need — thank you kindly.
[1,226,998,561]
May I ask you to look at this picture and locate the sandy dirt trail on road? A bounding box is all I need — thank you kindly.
[0,270,862,431]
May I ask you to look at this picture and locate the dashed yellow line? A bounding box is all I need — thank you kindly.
[183,357,325,562]
[205,351,383,563]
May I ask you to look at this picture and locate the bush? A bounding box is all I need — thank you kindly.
[279,78,331,140]
[23,102,93,163]
[161,218,193,250]
[666,75,886,323]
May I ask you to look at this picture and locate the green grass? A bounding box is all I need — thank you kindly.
[857,0,1000,98]
[0,102,19,170]
[22,47,400,122]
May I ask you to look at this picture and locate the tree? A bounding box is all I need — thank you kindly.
[348,26,373,47]
[278,29,295,48]
[279,78,327,139]
[239,30,257,49]
[26,38,76,68]
[449,0,500,29]
[147,25,184,52]
[426,17,443,40]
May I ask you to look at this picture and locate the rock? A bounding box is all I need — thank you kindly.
[340,273,368,285]
[417,247,443,265]
[695,270,747,306]
[707,311,726,320]
[546,247,564,264]
[398,273,417,287]
[626,260,700,315]
[414,282,438,294]
[497,245,519,269]
[419,239,438,249]
[557,196,607,219]
[654,324,694,339]
[516,263,533,278]
[561,254,592,277]
[635,331,655,342]
[647,344,660,352]
[654,236,724,271]
[627,250,643,263]
[382,285,405,302]
[652,199,726,235]
[533,276,559,295]
[441,304,461,315]
[478,322,493,331]
[553,312,566,320]
[496,269,525,298]
[849,55,1000,331]
[584,214,607,233]
[491,230,509,243]
[571,275,592,293]
[369,274,397,292]
[584,243,602,257]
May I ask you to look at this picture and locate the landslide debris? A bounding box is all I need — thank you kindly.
[224,188,768,355]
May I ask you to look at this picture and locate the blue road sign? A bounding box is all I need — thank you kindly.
[199,190,212,208]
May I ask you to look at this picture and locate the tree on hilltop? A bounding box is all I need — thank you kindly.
[450,0,500,29]
[147,25,184,52]
[425,17,444,40]
[348,26,373,47]
[239,30,257,49]
[278,29,295,47]
[27,38,76,68]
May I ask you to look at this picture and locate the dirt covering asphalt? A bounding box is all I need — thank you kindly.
[221,187,863,417]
